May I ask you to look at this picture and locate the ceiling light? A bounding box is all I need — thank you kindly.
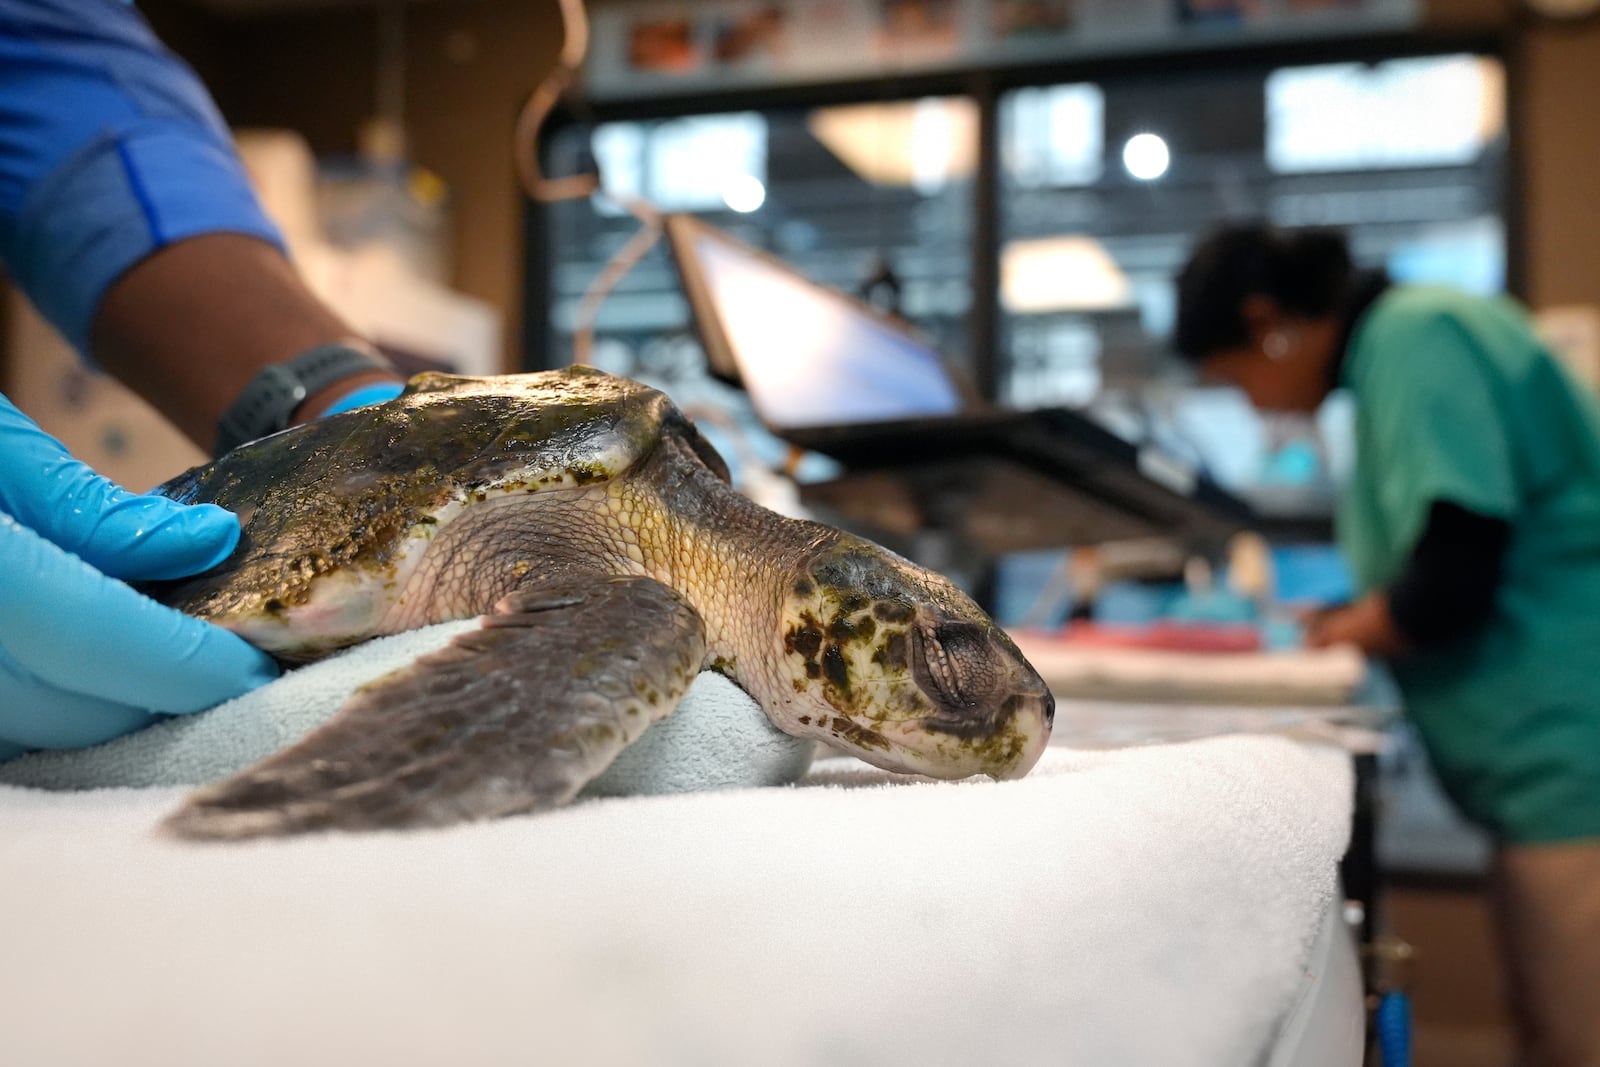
[1122,133,1170,181]
[807,98,979,190]
[722,174,767,213]
[1001,235,1132,313]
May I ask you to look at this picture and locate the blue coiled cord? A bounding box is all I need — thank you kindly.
[1374,989,1411,1067]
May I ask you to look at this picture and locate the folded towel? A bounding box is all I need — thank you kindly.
[0,621,815,795]
[0,735,1355,1066]
[1011,635,1368,706]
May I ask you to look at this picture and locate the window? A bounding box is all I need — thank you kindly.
[995,52,1508,499]
[543,96,979,384]
[538,51,1507,504]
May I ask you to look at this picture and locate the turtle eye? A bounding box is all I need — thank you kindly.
[914,621,992,708]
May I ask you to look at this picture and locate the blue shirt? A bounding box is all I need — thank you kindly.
[0,0,283,355]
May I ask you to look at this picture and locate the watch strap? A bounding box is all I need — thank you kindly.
[214,342,393,457]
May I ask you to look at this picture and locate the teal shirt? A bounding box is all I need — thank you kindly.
[1339,286,1600,843]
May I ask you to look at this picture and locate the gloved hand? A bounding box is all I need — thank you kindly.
[0,394,279,760]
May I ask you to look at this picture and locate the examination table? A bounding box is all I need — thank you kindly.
[0,627,1361,1066]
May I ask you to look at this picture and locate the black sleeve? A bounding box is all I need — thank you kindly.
[1386,501,1510,649]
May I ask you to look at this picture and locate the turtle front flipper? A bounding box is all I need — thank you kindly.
[163,577,707,839]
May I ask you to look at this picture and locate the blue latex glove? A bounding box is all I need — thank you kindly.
[0,394,280,760]
[321,381,405,416]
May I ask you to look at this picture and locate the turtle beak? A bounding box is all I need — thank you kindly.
[916,677,1054,781]
[897,620,1054,780]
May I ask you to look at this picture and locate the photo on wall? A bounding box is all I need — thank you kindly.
[712,6,790,67]
[991,0,1076,40]
[875,0,961,61]
[1173,0,1264,25]
[626,15,703,74]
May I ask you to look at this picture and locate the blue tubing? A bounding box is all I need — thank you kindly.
[1375,990,1411,1067]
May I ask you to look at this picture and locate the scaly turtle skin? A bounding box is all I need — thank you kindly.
[145,367,1054,838]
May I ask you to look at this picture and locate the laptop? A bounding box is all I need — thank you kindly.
[662,213,1254,548]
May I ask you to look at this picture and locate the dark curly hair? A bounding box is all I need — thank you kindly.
[1173,223,1354,362]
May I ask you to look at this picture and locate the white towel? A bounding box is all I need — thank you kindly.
[0,621,816,795]
[0,735,1353,1067]
[1011,635,1369,707]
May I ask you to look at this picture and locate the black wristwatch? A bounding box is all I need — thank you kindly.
[213,342,393,457]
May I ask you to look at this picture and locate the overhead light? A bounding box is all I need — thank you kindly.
[1000,235,1132,313]
[807,98,978,191]
[1122,133,1170,181]
[723,174,767,213]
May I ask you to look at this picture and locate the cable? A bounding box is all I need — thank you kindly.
[570,196,662,366]
[513,0,599,204]
[512,0,667,366]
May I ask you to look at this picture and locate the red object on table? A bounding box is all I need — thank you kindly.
[1016,621,1264,654]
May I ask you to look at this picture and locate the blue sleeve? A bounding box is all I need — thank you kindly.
[0,0,285,356]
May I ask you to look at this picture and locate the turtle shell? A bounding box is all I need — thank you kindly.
[145,366,726,645]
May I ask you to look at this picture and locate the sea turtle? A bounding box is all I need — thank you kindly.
[145,366,1054,838]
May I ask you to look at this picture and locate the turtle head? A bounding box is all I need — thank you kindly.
[774,536,1053,781]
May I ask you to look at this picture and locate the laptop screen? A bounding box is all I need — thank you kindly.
[668,216,966,429]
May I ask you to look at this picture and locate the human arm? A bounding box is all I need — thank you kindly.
[1302,592,1407,657]
[0,0,402,452]
[0,2,407,754]
[91,234,403,450]
[1307,500,1509,656]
